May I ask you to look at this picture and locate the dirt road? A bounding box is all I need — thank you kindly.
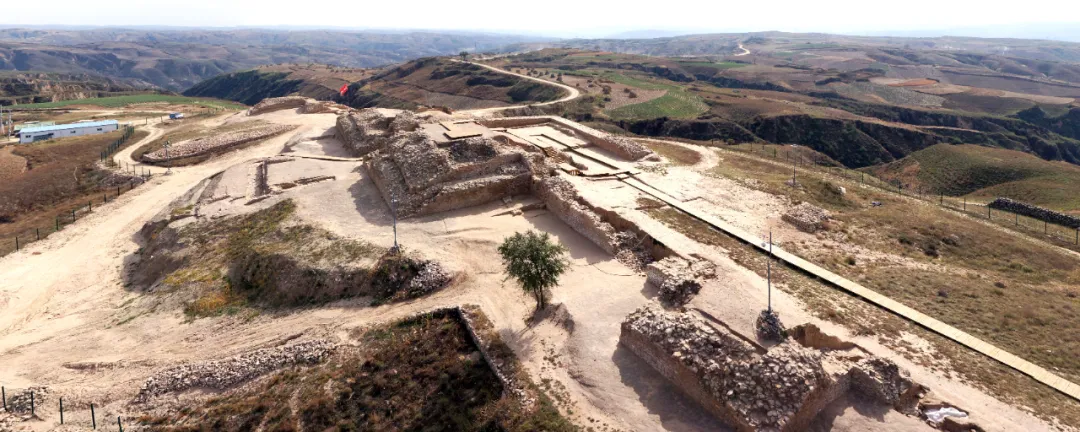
[455,60,581,115]
[734,43,751,56]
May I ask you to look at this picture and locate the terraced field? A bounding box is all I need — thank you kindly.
[601,73,708,120]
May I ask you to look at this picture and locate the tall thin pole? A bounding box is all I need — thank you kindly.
[391,197,399,251]
[767,231,773,313]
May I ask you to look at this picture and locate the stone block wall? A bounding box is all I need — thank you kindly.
[989,197,1080,229]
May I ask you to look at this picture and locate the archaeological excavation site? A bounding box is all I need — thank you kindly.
[3,70,1079,432]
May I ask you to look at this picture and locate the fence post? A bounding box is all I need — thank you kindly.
[56,216,60,231]
[15,237,18,252]
[89,201,92,212]
[91,403,96,429]
[30,391,33,417]
[1,386,5,411]
[118,416,123,432]
[72,209,76,221]
[36,228,39,241]
[59,397,63,424]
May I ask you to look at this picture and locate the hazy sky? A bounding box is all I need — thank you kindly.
[4,0,1080,39]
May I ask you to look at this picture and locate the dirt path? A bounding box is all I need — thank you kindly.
[734,43,751,56]
[456,60,581,115]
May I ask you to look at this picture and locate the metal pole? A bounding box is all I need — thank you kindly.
[118,416,123,432]
[59,397,63,424]
[767,231,773,312]
[2,386,5,411]
[91,403,96,429]
[30,391,33,417]
[391,198,399,251]
[15,237,18,252]
[36,228,39,240]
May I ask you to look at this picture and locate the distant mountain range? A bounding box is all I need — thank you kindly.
[0,28,545,92]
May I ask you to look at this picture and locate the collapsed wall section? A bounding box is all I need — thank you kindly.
[620,305,924,431]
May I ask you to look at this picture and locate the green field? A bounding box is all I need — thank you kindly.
[601,72,709,120]
[13,94,246,110]
[869,144,1080,212]
[676,61,747,70]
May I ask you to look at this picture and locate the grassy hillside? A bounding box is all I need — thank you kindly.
[184,64,374,105]
[339,58,568,111]
[868,144,1080,211]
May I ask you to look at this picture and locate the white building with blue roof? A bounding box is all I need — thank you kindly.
[18,120,120,144]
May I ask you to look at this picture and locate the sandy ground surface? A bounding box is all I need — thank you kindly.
[0,105,1067,431]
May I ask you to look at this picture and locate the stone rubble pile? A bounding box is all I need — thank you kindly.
[405,260,452,298]
[782,202,831,233]
[613,230,654,271]
[300,100,338,114]
[621,305,925,431]
[143,124,295,162]
[756,309,786,342]
[989,197,1080,229]
[135,339,334,402]
[4,387,48,414]
[646,256,716,306]
[249,96,310,115]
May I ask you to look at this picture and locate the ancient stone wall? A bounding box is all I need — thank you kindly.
[620,305,924,431]
[249,96,310,116]
[142,125,295,162]
[989,197,1080,229]
[535,176,617,254]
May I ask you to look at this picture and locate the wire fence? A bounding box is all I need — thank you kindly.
[100,126,136,162]
[1,385,127,430]
[714,142,1080,249]
[1,172,154,257]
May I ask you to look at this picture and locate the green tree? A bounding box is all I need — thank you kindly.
[459,51,469,61]
[498,231,569,311]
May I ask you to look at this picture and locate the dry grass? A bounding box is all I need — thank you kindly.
[0,130,149,255]
[139,310,578,431]
[645,205,1080,427]
[643,140,702,166]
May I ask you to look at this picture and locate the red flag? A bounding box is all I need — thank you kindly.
[339,83,349,97]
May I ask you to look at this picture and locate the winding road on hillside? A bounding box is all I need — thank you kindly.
[454,60,581,115]
[734,43,751,56]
